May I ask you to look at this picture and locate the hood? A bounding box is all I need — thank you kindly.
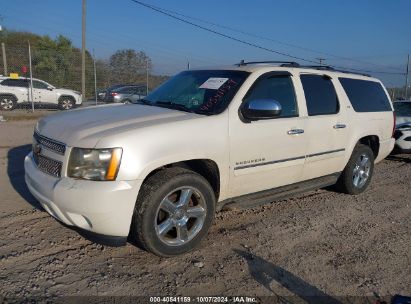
[56,88,80,96]
[36,104,199,147]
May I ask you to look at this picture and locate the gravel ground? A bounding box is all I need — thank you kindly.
[0,118,410,302]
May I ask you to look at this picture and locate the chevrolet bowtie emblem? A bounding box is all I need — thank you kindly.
[33,142,41,155]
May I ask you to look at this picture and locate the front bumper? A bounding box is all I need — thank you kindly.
[24,152,142,240]
[76,95,83,105]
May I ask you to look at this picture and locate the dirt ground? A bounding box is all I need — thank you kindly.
[0,112,410,302]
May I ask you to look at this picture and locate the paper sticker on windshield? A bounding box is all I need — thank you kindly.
[199,78,229,90]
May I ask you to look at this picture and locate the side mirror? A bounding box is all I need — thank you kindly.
[241,99,282,121]
[47,86,54,91]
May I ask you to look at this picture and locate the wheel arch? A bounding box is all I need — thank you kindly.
[58,95,76,102]
[358,135,380,159]
[0,93,18,101]
[140,159,221,201]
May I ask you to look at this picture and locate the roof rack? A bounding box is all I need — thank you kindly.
[301,65,370,77]
[236,60,300,67]
[303,65,335,70]
[235,60,371,77]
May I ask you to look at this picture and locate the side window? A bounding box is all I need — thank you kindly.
[134,87,145,95]
[339,78,392,112]
[118,87,134,94]
[300,74,339,116]
[33,80,49,89]
[244,75,298,118]
[1,79,29,87]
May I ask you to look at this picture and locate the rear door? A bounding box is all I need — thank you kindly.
[1,78,30,102]
[299,74,349,180]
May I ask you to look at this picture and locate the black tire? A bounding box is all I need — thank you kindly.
[122,99,131,104]
[58,96,75,110]
[130,167,216,257]
[0,95,17,111]
[336,144,375,195]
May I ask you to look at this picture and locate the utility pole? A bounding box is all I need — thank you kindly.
[405,54,409,100]
[146,58,149,95]
[0,15,7,76]
[81,0,86,100]
[93,49,97,106]
[28,41,34,112]
[316,58,326,66]
[1,42,6,76]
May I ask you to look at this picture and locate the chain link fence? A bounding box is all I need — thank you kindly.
[0,42,168,118]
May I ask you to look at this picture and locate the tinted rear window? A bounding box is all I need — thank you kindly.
[300,74,339,116]
[339,78,392,112]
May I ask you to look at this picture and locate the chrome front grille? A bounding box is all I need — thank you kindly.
[33,132,66,155]
[33,154,62,178]
[32,132,65,177]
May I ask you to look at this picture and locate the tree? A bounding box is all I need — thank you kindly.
[95,59,111,88]
[109,49,152,84]
[0,30,168,98]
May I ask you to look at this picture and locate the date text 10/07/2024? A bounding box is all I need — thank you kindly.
[149,296,258,303]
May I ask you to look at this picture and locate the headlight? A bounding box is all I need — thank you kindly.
[68,148,122,181]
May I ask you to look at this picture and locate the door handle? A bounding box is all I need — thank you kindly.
[287,129,304,135]
[333,124,346,129]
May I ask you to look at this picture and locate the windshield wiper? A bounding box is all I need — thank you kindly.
[153,100,212,116]
[136,98,152,105]
[155,101,191,112]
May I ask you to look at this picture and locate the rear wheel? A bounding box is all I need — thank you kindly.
[0,95,17,111]
[336,144,374,194]
[130,168,216,257]
[58,97,75,110]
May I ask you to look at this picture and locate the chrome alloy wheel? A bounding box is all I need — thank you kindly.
[352,153,371,188]
[155,186,207,246]
[0,98,14,110]
[61,99,73,110]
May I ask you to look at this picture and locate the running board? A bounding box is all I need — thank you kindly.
[217,173,340,211]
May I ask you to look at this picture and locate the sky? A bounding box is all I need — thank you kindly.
[1,0,410,86]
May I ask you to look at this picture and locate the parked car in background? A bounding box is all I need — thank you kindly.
[103,85,146,103]
[25,62,395,257]
[0,77,82,110]
[98,84,141,101]
[393,100,411,153]
[97,84,126,100]
[94,89,107,101]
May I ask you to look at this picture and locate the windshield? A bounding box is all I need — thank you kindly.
[394,102,411,117]
[141,70,249,115]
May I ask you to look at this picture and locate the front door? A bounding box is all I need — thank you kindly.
[32,80,57,104]
[229,73,308,197]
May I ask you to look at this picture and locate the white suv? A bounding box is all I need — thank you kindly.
[24,62,395,256]
[0,77,82,110]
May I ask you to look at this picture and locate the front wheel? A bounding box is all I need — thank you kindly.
[130,168,216,257]
[58,97,75,110]
[336,144,375,195]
